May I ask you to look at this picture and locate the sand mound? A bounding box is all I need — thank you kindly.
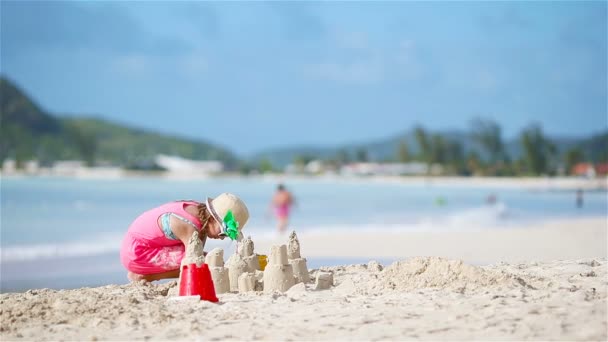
[381,257,514,292]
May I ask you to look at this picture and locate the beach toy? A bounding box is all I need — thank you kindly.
[258,254,268,271]
[222,209,240,241]
[179,263,219,302]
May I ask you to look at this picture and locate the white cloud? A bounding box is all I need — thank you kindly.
[302,31,384,85]
[305,58,384,85]
[334,31,370,50]
[110,55,150,76]
[393,39,424,80]
[108,51,209,79]
[475,69,499,91]
[178,51,209,76]
[302,35,427,85]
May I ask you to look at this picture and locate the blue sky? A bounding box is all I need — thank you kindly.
[1,1,606,155]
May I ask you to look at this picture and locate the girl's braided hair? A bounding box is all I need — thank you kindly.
[196,202,212,231]
[175,199,212,234]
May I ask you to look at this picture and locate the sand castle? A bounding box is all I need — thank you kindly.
[201,232,308,293]
[226,253,249,292]
[225,236,263,293]
[177,232,206,291]
[263,244,295,293]
[238,236,261,271]
[287,231,310,283]
[205,248,230,294]
[315,272,334,290]
[238,273,256,292]
[181,232,206,266]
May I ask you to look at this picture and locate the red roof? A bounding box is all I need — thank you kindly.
[595,163,608,175]
[571,163,594,175]
[571,162,608,176]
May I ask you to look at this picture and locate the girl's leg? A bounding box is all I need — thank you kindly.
[277,217,288,233]
[128,269,180,282]
[124,240,185,282]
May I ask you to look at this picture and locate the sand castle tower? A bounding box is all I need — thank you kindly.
[238,236,260,272]
[263,244,295,293]
[177,232,206,291]
[182,232,206,267]
[287,231,310,283]
[205,248,230,294]
[226,253,249,292]
[238,272,256,292]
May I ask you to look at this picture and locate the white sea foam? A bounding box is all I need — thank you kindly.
[1,233,123,262]
[0,203,550,263]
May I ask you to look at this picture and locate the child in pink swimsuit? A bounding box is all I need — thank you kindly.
[120,193,249,282]
[271,184,294,233]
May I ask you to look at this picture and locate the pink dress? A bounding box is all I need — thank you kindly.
[120,201,202,275]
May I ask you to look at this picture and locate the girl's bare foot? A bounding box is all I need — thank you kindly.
[127,271,147,282]
[127,269,180,282]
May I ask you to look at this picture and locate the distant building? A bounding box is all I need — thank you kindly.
[571,163,596,178]
[154,154,223,174]
[340,162,436,176]
[305,160,324,174]
[2,159,16,174]
[24,160,39,175]
[383,162,430,176]
[52,160,86,176]
[595,163,608,176]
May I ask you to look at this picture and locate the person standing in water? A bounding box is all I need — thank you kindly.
[576,189,584,208]
[271,184,295,233]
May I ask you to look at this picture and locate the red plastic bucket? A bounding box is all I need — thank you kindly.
[179,263,218,302]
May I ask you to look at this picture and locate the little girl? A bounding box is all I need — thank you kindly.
[120,192,249,282]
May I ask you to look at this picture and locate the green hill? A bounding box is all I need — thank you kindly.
[0,77,87,165]
[0,77,238,168]
[63,117,239,168]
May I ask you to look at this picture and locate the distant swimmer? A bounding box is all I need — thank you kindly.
[486,194,497,205]
[271,184,295,233]
[576,189,584,208]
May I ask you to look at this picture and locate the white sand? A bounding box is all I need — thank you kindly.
[1,217,606,341]
[1,257,605,341]
[256,217,607,265]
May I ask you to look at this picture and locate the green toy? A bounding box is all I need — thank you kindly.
[222,209,240,241]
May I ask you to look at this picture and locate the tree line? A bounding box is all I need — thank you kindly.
[272,118,607,177]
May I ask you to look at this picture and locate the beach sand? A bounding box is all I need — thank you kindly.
[256,217,607,265]
[1,218,606,341]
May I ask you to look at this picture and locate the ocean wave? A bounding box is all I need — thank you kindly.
[1,233,123,262]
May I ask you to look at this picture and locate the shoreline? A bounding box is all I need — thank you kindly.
[2,216,605,293]
[1,172,606,190]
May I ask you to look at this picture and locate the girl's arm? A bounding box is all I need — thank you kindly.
[170,217,201,246]
[171,218,208,256]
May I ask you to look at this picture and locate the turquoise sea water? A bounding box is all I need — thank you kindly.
[1,176,606,291]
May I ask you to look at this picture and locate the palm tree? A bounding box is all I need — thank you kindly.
[430,134,447,164]
[520,123,556,175]
[414,126,431,164]
[396,140,410,162]
[470,117,505,164]
[356,148,369,162]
